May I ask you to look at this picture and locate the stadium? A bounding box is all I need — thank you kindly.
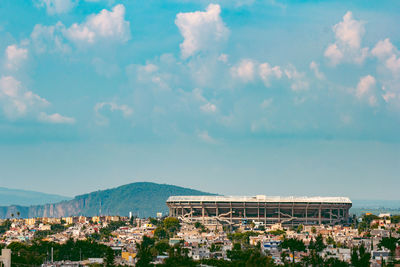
[166,195,352,226]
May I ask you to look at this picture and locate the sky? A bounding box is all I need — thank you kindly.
[0,0,399,200]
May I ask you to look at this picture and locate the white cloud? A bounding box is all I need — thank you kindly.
[309,61,325,80]
[355,75,380,107]
[65,4,130,45]
[231,59,255,82]
[175,4,229,58]
[0,76,49,119]
[31,22,70,54]
[356,75,376,98]
[38,112,75,124]
[31,5,130,53]
[333,11,364,49]
[190,88,217,114]
[385,54,400,76]
[370,39,400,103]
[36,0,76,15]
[94,101,133,125]
[259,62,282,86]
[5,45,28,70]
[324,11,368,66]
[371,38,396,60]
[197,130,218,144]
[284,64,309,91]
[200,102,217,113]
[231,59,282,86]
[382,90,396,103]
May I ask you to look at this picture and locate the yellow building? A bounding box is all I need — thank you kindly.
[121,252,136,262]
[24,218,36,226]
[63,217,74,225]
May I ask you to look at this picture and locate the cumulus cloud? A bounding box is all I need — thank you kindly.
[65,4,130,45]
[259,62,282,86]
[324,11,368,66]
[31,5,130,53]
[0,76,74,123]
[4,45,28,70]
[356,75,376,98]
[371,38,396,60]
[309,61,325,80]
[191,88,217,114]
[175,4,229,58]
[38,112,76,124]
[94,101,133,125]
[36,0,76,15]
[200,102,217,113]
[231,59,282,86]
[231,59,256,82]
[370,38,400,103]
[355,75,379,106]
[0,76,49,119]
[31,22,70,54]
[284,64,309,91]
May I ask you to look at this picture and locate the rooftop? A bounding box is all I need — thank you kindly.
[167,195,352,204]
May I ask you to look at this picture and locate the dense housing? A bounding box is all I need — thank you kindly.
[166,195,352,226]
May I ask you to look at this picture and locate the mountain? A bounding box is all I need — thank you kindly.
[0,187,71,206]
[0,182,215,219]
[350,199,400,216]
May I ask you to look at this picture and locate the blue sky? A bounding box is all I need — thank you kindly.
[0,0,399,199]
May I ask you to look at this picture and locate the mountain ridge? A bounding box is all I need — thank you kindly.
[0,182,215,219]
[0,187,71,206]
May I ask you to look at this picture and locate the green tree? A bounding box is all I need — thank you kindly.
[154,227,168,240]
[163,217,180,233]
[308,234,326,252]
[378,236,399,266]
[351,244,371,267]
[296,224,304,233]
[280,237,306,264]
[136,236,155,267]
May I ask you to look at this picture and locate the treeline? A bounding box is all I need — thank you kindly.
[7,239,115,266]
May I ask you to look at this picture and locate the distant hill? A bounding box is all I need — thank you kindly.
[350,199,400,216]
[0,182,215,219]
[0,187,71,206]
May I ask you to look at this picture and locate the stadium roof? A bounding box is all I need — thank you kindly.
[167,195,352,204]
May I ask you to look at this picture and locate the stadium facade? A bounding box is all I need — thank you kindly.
[166,195,352,226]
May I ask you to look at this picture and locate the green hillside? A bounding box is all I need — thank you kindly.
[0,182,215,218]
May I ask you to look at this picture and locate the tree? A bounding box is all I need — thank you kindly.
[104,247,115,267]
[296,224,304,233]
[351,244,371,267]
[311,226,317,234]
[154,227,168,240]
[280,237,306,264]
[136,236,155,267]
[378,236,398,253]
[163,217,180,233]
[308,234,326,253]
[378,236,399,266]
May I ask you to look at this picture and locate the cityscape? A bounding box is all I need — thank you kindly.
[0,192,400,266]
[1,0,400,266]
